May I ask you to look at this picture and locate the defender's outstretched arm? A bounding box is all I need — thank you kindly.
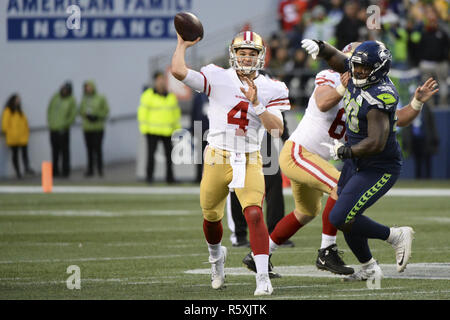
[301,39,348,73]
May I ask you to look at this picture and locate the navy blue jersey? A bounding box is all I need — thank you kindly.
[342,76,402,174]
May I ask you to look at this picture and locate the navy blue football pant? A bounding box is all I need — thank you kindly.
[329,161,399,263]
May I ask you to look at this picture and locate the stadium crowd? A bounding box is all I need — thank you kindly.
[1,0,447,181]
[268,0,449,108]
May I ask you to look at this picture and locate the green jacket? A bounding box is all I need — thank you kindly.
[137,89,181,136]
[47,93,77,131]
[79,81,110,131]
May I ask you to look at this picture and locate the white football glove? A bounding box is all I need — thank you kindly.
[320,139,344,160]
[301,39,320,60]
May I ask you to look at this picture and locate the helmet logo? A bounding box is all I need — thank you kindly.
[378,49,390,61]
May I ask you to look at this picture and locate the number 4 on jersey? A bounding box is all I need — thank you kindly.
[228,101,249,133]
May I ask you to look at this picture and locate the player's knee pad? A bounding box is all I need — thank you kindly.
[243,205,263,225]
[331,216,354,233]
[328,210,345,230]
[202,209,223,223]
[339,220,354,233]
[304,208,320,218]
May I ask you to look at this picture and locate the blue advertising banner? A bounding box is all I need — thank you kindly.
[6,0,192,40]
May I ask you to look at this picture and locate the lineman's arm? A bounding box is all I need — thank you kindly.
[396,77,439,127]
[315,72,350,112]
[350,109,390,157]
[301,39,348,73]
[323,109,390,160]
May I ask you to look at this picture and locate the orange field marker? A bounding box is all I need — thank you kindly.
[42,161,53,193]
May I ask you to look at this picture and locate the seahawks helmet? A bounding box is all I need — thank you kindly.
[349,41,392,88]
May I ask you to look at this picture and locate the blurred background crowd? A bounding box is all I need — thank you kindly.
[1,0,448,182]
[214,0,449,110]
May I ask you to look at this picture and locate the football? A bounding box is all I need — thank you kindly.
[174,12,204,41]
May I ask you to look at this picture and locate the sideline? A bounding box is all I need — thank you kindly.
[185,263,450,280]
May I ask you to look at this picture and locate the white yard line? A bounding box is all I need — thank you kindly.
[0,277,179,286]
[0,209,197,217]
[185,263,450,280]
[272,289,450,300]
[0,186,449,196]
[0,253,205,264]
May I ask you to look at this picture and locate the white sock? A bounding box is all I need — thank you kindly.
[320,234,337,249]
[386,227,398,244]
[269,237,278,255]
[362,257,376,268]
[253,254,269,274]
[207,242,222,260]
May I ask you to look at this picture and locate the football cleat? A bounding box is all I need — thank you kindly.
[254,273,273,296]
[209,246,227,289]
[343,260,383,282]
[242,252,281,279]
[316,244,354,275]
[387,226,415,272]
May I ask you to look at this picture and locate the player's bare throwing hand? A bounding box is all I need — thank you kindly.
[171,30,291,296]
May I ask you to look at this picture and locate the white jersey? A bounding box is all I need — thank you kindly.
[185,64,290,153]
[288,69,346,160]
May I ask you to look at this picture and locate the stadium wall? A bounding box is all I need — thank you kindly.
[400,109,450,180]
[0,0,279,178]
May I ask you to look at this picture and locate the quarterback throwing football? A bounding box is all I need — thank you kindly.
[171,31,290,296]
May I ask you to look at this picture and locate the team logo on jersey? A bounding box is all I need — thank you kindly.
[378,85,395,94]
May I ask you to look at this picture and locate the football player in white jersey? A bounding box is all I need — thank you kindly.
[171,30,290,296]
[243,42,439,277]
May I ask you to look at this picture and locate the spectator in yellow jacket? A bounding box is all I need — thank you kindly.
[137,71,181,183]
[47,82,77,178]
[79,80,109,177]
[1,94,35,178]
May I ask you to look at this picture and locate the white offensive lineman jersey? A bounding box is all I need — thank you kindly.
[288,69,346,160]
[184,64,290,153]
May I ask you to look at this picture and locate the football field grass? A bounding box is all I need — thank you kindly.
[0,183,449,300]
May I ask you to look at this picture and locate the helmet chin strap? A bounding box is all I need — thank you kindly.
[240,66,254,74]
[352,76,368,87]
[351,56,389,87]
[234,59,258,74]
